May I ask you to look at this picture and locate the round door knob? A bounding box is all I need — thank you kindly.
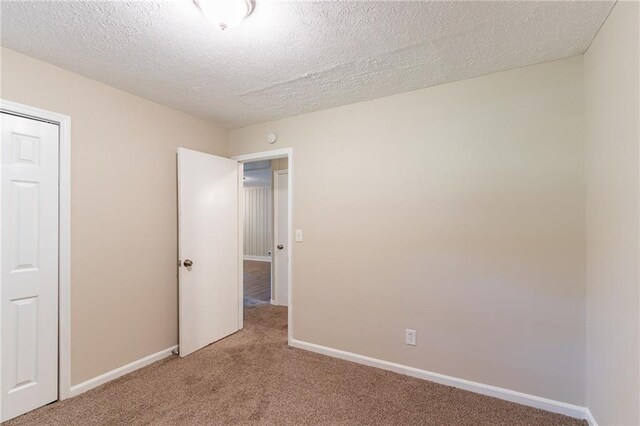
[277,244,284,250]
[183,259,193,267]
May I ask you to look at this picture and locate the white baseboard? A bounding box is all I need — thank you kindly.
[69,345,177,397]
[65,339,599,425]
[243,255,271,262]
[583,409,599,426]
[290,339,591,421]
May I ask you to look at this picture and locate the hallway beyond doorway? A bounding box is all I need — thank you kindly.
[243,260,271,306]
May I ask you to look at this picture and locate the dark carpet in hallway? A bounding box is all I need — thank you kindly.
[7,305,585,425]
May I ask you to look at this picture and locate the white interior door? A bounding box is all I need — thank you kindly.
[177,148,239,357]
[1,113,59,421]
[274,170,289,306]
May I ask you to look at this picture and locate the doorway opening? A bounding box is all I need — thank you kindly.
[234,149,292,339]
[177,147,292,358]
[242,160,274,306]
[241,158,289,309]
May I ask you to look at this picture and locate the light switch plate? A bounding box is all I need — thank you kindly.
[295,229,303,242]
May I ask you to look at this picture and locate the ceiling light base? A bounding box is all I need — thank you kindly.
[194,0,254,30]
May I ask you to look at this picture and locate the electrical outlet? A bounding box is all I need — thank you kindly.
[405,329,417,346]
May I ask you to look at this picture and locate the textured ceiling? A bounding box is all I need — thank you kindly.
[1,0,614,128]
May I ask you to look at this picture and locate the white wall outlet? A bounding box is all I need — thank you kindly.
[295,229,303,242]
[405,329,417,346]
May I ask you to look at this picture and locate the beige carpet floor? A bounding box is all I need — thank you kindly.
[8,305,585,425]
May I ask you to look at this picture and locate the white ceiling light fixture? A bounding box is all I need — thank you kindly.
[194,0,254,30]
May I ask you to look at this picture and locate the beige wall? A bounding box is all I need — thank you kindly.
[0,47,228,384]
[230,57,586,404]
[272,158,288,170]
[584,2,640,424]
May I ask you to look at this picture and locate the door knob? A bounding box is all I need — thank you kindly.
[277,245,284,250]
[183,259,193,267]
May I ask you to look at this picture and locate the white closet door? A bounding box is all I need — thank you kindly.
[1,113,59,421]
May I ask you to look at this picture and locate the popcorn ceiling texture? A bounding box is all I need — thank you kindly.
[1,0,613,128]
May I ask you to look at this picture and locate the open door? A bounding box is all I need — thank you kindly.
[274,170,289,306]
[177,148,239,357]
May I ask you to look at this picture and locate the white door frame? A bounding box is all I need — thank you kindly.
[0,100,72,412]
[272,169,288,306]
[232,148,293,344]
